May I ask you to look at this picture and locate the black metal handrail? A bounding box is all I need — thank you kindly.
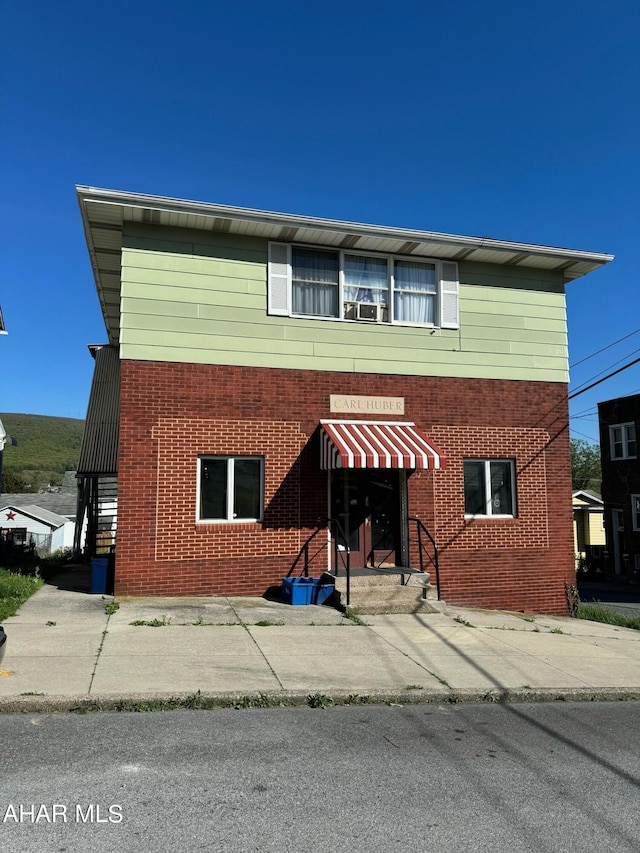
[287,527,326,579]
[407,516,439,598]
[288,516,352,606]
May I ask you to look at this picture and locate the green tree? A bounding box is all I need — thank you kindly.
[0,469,32,494]
[570,438,601,493]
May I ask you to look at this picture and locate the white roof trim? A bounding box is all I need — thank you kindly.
[77,185,613,263]
[0,505,69,528]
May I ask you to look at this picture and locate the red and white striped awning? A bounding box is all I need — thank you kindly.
[320,420,446,470]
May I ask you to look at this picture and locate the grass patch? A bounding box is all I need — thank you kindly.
[307,693,334,709]
[231,694,285,709]
[453,616,475,627]
[104,600,120,616]
[343,607,368,626]
[0,567,44,621]
[578,602,640,630]
[344,693,373,704]
[129,616,170,627]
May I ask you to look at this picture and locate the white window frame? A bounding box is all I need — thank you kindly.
[197,456,264,523]
[632,494,640,532]
[463,459,517,518]
[269,243,458,330]
[609,422,637,460]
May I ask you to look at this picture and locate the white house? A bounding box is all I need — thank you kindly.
[0,471,83,556]
[0,504,74,554]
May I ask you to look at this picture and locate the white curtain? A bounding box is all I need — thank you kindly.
[393,261,436,323]
[344,255,388,304]
[292,249,338,316]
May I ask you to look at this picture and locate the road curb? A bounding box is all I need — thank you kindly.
[2,686,640,714]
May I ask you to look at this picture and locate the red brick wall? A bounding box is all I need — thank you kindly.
[116,360,574,614]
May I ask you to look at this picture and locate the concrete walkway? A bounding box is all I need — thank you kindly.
[2,576,640,712]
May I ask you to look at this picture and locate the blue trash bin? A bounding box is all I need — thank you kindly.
[313,583,335,605]
[91,557,109,594]
[281,577,318,605]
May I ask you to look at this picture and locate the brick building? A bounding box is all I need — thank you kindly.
[598,394,640,579]
[76,187,612,614]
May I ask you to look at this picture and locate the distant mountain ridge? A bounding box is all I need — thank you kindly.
[0,413,84,492]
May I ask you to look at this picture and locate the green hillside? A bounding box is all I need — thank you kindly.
[0,413,84,492]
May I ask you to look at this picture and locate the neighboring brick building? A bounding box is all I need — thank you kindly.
[76,187,612,614]
[598,394,640,579]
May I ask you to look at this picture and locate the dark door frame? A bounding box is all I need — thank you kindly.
[328,469,408,569]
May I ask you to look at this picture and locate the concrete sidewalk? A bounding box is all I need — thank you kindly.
[2,576,640,712]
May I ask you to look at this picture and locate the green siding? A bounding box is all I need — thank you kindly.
[120,223,569,382]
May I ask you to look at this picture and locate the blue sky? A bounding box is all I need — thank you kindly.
[1,0,638,445]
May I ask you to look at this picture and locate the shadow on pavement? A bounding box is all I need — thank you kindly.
[45,563,91,594]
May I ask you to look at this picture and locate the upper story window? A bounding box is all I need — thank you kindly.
[394,260,437,324]
[269,243,459,329]
[609,423,636,460]
[292,248,339,317]
[344,254,390,320]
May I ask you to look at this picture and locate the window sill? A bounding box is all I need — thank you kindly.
[464,514,517,520]
[288,312,438,330]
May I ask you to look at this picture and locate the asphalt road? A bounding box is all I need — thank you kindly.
[1,702,639,852]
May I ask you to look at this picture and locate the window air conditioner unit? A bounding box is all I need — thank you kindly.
[344,302,387,322]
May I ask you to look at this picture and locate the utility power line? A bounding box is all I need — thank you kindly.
[570,346,640,395]
[568,356,640,400]
[569,327,640,369]
[570,427,600,443]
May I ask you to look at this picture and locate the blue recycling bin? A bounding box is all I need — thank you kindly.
[91,557,109,594]
[281,577,335,605]
[313,582,335,605]
[281,577,318,605]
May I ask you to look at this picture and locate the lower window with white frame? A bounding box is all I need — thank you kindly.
[632,494,640,532]
[464,459,517,517]
[199,456,263,522]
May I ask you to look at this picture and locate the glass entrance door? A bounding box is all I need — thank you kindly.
[330,469,402,568]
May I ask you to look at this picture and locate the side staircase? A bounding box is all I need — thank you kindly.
[328,568,446,615]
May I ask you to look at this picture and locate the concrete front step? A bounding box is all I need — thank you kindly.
[347,598,446,616]
[327,570,443,615]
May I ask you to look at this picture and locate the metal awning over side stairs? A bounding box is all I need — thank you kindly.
[75,345,120,557]
[320,420,446,470]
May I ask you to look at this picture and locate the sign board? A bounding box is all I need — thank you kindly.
[329,395,405,415]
